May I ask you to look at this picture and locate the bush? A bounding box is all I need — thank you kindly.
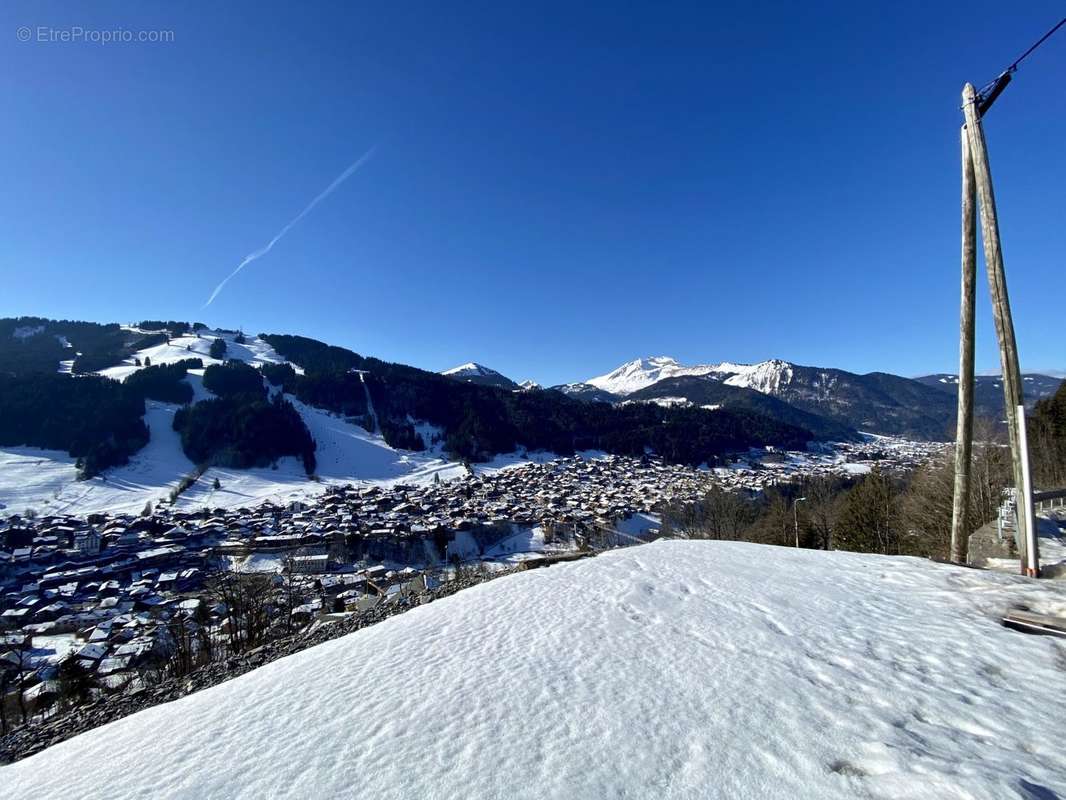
[209,338,227,360]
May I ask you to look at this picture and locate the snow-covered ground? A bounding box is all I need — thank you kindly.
[0,328,471,515]
[0,326,938,519]
[5,540,1066,799]
[0,402,196,517]
[987,512,1066,579]
[98,329,294,382]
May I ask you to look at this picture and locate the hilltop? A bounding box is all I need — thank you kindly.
[3,540,1065,798]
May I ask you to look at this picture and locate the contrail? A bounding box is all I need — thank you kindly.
[203,146,376,307]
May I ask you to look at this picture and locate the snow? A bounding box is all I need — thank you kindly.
[11,325,44,340]
[0,377,466,517]
[585,356,795,397]
[0,402,195,517]
[587,356,719,395]
[5,540,1066,799]
[29,634,79,666]
[168,399,468,513]
[987,512,1066,578]
[719,358,794,394]
[98,331,296,382]
[441,361,500,378]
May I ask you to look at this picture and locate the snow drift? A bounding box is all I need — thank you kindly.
[4,541,1066,799]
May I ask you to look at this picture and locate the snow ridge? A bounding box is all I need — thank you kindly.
[441,362,501,378]
[587,356,795,396]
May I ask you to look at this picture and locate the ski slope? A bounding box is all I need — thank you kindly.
[5,541,1065,799]
[0,402,195,517]
[0,329,469,515]
[98,329,295,382]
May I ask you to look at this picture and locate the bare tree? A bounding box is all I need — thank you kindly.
[803,476,841,550]
[662,487,755,541]
[0,662,14,734]
[205,560,276,655]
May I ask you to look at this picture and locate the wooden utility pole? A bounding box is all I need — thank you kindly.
[1016,404,1040,576]
[959,82,1034,572]
[950,126,977,564]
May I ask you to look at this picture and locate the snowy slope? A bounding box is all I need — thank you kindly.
[0,342,464,515]
[98,330,295,382]
[587,356,718,395]
[442,361,496,378]
[5,541,1065,799]
[0,402,196,517]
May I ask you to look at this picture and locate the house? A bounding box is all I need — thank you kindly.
[291,554,329,574]
[73,529,102,555]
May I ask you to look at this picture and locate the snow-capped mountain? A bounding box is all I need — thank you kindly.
[578,356,962,439]
[584,356,796,397]
[440,362,518,390]
[585,356,715,395]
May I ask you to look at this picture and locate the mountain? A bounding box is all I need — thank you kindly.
[585,356,798,397]
[441,362,518,390]
[6,541,1063,799]
[627,376,857,441]
[582,357,958,440]
[1,319,821,517]
[551,382,619,404]
[915,373,1063,420]
[587,356,718,395]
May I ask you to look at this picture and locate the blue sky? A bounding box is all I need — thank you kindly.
[2,2,1063,386]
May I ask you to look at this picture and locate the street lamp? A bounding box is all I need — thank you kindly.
[793,497,807,548]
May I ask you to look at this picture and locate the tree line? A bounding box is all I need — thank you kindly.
[0,372,149,477]
[172,361,316,474]
[260,333,813,466]
[659,389,1066,562]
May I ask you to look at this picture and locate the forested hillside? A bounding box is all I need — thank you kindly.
[628,376,857,441]
[261,334,813,465]
[0,373,149,477]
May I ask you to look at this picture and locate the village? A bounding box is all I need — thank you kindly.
[0,435,944,729]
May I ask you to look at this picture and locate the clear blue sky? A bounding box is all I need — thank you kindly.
[2,1,1064,385]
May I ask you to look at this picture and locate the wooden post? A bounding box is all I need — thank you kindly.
[961,83,1030,570]
[1016,404,1040,576]
[950,125,978,563]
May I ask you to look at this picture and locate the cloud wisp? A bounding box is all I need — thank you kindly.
[203,146,376,307]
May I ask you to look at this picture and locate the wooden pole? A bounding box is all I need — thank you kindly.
[1016,404,1040,576]
[961,83,1030,570]
[950,125,978,564]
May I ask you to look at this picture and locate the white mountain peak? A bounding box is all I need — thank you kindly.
[586,356,794,396]
[442,362,499,378]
